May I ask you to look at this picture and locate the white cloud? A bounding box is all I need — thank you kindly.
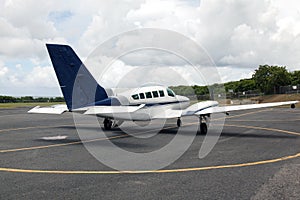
[217,66,254,83]
[23,66,58,88]
[0,61,8,77]
[1,0,300,96]
[126,0,201,37]
[1,64,61,96]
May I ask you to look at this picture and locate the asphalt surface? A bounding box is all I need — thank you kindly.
[0,107,300,199]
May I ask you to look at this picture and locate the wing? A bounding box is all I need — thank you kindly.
[181,100,298,116]
[152,109,183,119]
[84,104,145,115]
[196,101,298,115]
[28,104,68,114]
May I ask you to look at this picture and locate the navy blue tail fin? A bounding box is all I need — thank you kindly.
[46,44,108,110]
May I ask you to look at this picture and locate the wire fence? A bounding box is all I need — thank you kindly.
[279,84,300,94]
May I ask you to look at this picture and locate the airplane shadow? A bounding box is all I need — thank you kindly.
[220,132,297,139]
[156,126,297,139]
[50,125,297,142]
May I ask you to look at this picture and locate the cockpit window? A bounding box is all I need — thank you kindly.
[132,94,139,100]
[145,92,152,98]
[139,93,145,99]
[152,91,159,98]
[167,88,175,97]
[159,90,165,97]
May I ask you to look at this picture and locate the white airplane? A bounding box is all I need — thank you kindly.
[29,44,299,134]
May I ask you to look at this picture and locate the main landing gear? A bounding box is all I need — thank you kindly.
[177,118,182,127]
[176,116,209,135]
[199,115,209,135]
[103,118,113,130]
[103,118,124,130]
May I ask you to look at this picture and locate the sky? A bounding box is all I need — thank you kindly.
[0,0,300,96]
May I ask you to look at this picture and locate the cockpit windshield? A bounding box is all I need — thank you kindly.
[167,88,175,97]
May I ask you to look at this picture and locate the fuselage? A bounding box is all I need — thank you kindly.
[109,86,190,121]
[74,86,191,121]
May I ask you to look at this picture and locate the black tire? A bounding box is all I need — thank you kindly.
[177,118,182,127]
[200,123,207,135]
[104,118,112,130]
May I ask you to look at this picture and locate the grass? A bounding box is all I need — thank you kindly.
[251,93,300,108]
[0,102,65,109]
[191,93,300,108]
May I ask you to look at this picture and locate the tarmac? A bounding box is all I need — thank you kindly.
[0,107,299,199]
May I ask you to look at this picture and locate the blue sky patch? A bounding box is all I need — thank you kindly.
[48,10,73,24]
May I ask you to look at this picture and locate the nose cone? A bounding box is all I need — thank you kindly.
[176,95,190,109]
[177,95,190,102]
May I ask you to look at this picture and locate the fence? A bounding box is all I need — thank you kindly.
[279,85,300,94]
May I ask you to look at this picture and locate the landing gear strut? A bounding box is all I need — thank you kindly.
[199,115,209,135]
[200,123,208,135]
[177,118,182,127]
[103,118,113,130]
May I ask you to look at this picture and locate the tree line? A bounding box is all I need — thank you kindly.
[0,96,64,103]
[171,65,300,97]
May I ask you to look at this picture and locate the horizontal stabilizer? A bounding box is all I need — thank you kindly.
[28,105,68,114]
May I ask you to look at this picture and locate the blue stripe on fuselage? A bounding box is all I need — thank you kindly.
[92,99,189,107]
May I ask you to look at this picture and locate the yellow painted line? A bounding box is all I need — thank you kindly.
[0,124,186,153]
[224,124,300,136]
[0,134,129,153]
[0,108,271,133]
[0,109,280,154]
[211,108,273,121]
[0,112,299,174]
[0,152,299,174]
[0,110,300,174]
[0,108,271,134]
[225,108,273,119]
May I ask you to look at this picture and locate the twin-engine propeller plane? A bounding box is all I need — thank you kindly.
[28,44,299,134]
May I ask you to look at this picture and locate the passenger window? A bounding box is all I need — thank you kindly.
[145,92,152,98]
[139,93,145,99]
[159,90,165,97]
[152,91,159,98]
[167,88,175,97]
[132,94,139,100]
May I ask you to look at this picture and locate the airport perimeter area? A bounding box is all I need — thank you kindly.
[0,107,300,199]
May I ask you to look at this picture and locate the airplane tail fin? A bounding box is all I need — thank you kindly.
[46,44,108,110]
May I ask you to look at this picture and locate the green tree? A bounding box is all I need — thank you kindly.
[252,65,291,94]
[20,96,34,102]
[0,95,17,103]
[192,85,209,95]
[236,79,256,92]
[291,71,300,85]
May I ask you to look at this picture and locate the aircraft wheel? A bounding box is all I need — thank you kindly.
[200,123,207,135]
[104,118,112,130]
[177,118,182,127]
